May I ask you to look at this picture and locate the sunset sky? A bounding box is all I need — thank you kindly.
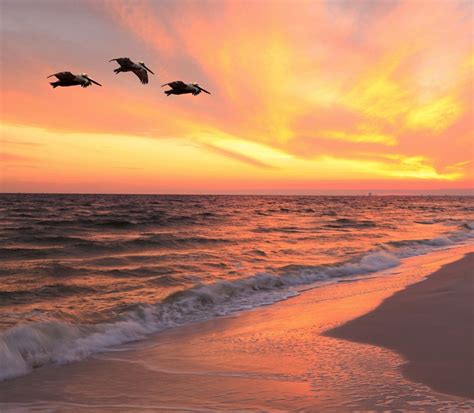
[1,0,473,194]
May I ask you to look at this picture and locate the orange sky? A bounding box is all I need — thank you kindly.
[1,0,473,194]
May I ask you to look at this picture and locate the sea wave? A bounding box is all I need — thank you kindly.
[0,234,232,261]
[0,249,396,381]
[0,284,97,304]
[382,221,473,255]
[325,218,377,228]
[0,222,472,382]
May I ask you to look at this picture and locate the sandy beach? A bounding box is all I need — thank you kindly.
[327,251,474,399]
[1,245,473,412]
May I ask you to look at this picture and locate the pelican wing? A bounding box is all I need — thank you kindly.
[132,68,149,85]
[47,71,75,81]
[109,57,134,67]
[197,85,211,95]
[161,81,187,89]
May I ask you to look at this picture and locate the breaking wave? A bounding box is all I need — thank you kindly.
[0,249,399,381]
[2,220,473,382]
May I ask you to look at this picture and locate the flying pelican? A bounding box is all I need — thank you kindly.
[109,57,155,84]
[47,72,102,88]
[161,81,211,96]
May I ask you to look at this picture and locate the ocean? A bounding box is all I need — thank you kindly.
[1,194,473,381]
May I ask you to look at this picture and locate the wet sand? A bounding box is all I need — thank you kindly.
[1,246,473,412]
[327,252,474,399]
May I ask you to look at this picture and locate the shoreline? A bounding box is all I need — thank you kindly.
[326,252,474,399]
[1,245,473,411]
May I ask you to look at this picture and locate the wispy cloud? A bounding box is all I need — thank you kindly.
[200,143,277,170]
[0,152,34,162]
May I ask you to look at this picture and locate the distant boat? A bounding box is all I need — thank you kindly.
[368,192,373,197]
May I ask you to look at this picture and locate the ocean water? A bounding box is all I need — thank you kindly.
[0,194,473,380]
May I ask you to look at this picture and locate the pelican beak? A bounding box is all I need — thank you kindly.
[199,86,211,95]
[87,77,102,86]
[143,65,155,75]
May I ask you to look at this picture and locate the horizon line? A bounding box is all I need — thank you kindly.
[1,190,473,196]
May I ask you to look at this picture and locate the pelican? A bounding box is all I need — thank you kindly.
[161,81,211,96]
[109,57,155,84]
[48,72,102,88]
